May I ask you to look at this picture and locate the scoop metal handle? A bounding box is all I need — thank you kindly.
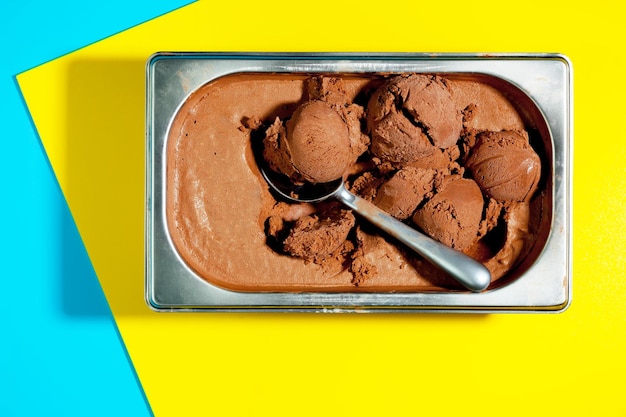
[334,184,491,292]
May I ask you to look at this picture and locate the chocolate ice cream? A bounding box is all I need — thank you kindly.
[367,74,462,166]
[412,176,484,251]
[465,130,541,202]
[283,205,356,264]
[373,167,437,221]
[263,100,353,184]
[166,72,548,292]
[263,77,369,184]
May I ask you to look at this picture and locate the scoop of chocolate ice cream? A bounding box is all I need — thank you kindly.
[367,74,463,166]
[374,167,437,220]
[466,130,541,202]
[263,100,355,184]
[306,76,370,167]
[412,177,484,251]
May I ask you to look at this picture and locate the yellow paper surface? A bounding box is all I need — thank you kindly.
[18,0,626,415]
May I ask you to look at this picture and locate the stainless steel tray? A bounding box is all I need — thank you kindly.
[145,52,572,312]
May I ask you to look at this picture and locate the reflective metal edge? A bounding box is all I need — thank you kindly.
[145,52,572,313]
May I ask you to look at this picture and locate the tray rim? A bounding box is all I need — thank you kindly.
[145,52,572,313]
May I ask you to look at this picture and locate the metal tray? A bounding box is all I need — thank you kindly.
[145,52,572,312]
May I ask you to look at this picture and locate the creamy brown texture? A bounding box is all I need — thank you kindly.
[373,167,436,221]
[412,176,484,251]
[263,100,353,183]
[166,73,547,292]
[466,130,542,202]
[367,74,463,165]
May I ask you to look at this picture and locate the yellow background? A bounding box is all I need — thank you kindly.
[18,0,625,415]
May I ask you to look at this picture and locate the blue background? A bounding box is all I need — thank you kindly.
[0,1,189,415]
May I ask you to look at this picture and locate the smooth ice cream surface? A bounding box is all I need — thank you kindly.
[466,130,541,202]
[274,100,351,183]
[263,77,369,184]
[412,177,484,251]
[166,72,550,292]
[373,167,436,221]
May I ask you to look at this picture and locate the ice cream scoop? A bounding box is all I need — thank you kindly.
[263,100,355,184]
[466,130,541,202]
[412,177,484,251]
[367,74,463,166]
[259,164,491,292]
